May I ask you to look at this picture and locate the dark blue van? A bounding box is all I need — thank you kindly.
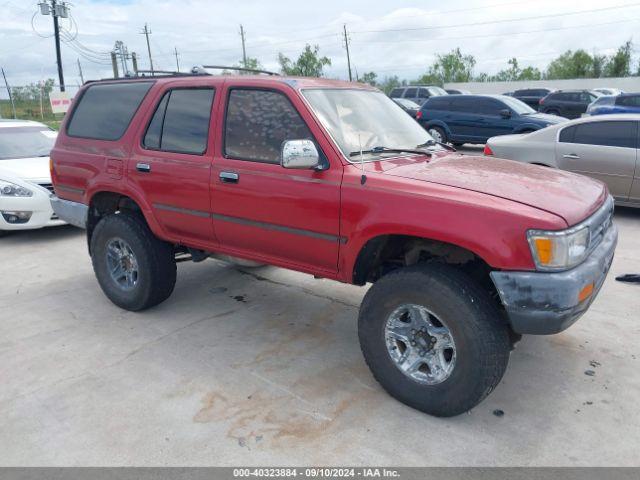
[417,94,567,145]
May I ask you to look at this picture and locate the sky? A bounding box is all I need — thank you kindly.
[1,0,640,92]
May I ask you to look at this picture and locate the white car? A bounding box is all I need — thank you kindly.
[484,113,640,208]
[0,120,65,236]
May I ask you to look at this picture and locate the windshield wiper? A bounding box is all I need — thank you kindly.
[349,146,432,157]
[416,139,457,152]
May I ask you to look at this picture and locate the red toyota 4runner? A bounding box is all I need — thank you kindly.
[50,72,617,417]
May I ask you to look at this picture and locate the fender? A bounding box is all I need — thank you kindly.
[84,182,169,242]
[423,119,451,136]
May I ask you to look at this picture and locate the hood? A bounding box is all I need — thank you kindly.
[0,156,51,183]
[521,112,568,124]
[376,155,606,226]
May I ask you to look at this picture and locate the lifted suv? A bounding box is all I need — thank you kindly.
[51,72,617,417]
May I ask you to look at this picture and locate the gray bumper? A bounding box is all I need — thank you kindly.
[491,224,618,335]
[50,196,88,229]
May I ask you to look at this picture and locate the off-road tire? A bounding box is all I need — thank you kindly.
[90,213,176,311]
[358,263,511,417]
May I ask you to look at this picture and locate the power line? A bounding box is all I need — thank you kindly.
[354,17,640,45]
[352,2,640,34]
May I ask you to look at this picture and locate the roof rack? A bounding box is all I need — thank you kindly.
[135,69,197,77]
[84,65,280,85]
[196,65,280,76]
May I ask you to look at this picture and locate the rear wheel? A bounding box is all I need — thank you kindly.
[427,126,447,144]
[358,263,511,417]
[90,213,176,311]
[546,109,560,116]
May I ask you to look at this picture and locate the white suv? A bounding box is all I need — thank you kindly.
[0,120,64,236]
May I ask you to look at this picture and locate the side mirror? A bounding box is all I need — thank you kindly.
[500,109,512,118]
[281,139,321,170]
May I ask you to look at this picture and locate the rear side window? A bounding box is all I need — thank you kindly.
[559,125,576,143]
[404,88,418,97]
[224,89,313,164]
[425,97,450,110]
[449,97,470,111]
[472,98,502,116]
[143,88,215,155]
[561,121,637,148]
[616,95,640,107]
[67,82,153,140]
[389,88,403,98]
[417,88,430,99]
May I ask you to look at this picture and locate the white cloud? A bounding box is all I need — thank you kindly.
[1,0,638,90]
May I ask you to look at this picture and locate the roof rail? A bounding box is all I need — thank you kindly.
[135,69,208,77]
[195,65,280,76]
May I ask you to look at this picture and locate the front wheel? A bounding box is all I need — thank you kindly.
[358,264,510,417]
[90,213,176,311]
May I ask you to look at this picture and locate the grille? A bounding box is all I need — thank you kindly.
[586,196,614,253]
[38,183,55,194]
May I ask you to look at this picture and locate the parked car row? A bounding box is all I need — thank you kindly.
[485,113,640,208]
[415,94,566,145]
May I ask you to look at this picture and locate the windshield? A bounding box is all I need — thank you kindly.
[498,96,536,115]
[302,89,434,160]
[395,98,420,108]
[0,126,56,160]
[595,96,615,105]
[428,86,448,96]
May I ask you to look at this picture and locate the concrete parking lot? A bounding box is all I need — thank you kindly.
[1,207,639,466]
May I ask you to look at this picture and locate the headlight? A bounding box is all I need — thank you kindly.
[0,180,33,197]
[527,226,590,270]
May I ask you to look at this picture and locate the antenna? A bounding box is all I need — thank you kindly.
[358,134,367,185]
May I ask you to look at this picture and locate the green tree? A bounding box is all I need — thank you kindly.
[379,75,405,94]
[592,53,607,78]
[546,50,594,79]
[11,79,55,102]
[360,71,378,86]
[418,48,476,85]
[278,44,331,77]
[494,58,521,81]
[518,66,542,81]
[605,40,632,77]
[239,56,262,72]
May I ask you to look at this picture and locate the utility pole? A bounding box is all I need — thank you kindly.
[174,47,180,72]
[141,24,154,74]
[77,58,84,83]
[110,51,119,78]
[239,24,247,67]
[38,0,69,91]
[342,24,352,82]
[131,52,139,75]
[1,67,17,119]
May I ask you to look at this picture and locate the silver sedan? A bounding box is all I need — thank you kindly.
[485,113,640,207]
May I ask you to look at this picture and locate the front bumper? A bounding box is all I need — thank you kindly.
[491,223,618,335]
[50,196,89,229]
[0,186,64,231]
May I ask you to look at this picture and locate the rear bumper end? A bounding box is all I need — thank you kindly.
[50,196,88,229]
[491,223,617,335]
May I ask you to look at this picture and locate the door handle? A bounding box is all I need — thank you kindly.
[563,153,580,159]
[219,171,239,183]
[136,162,151,173]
